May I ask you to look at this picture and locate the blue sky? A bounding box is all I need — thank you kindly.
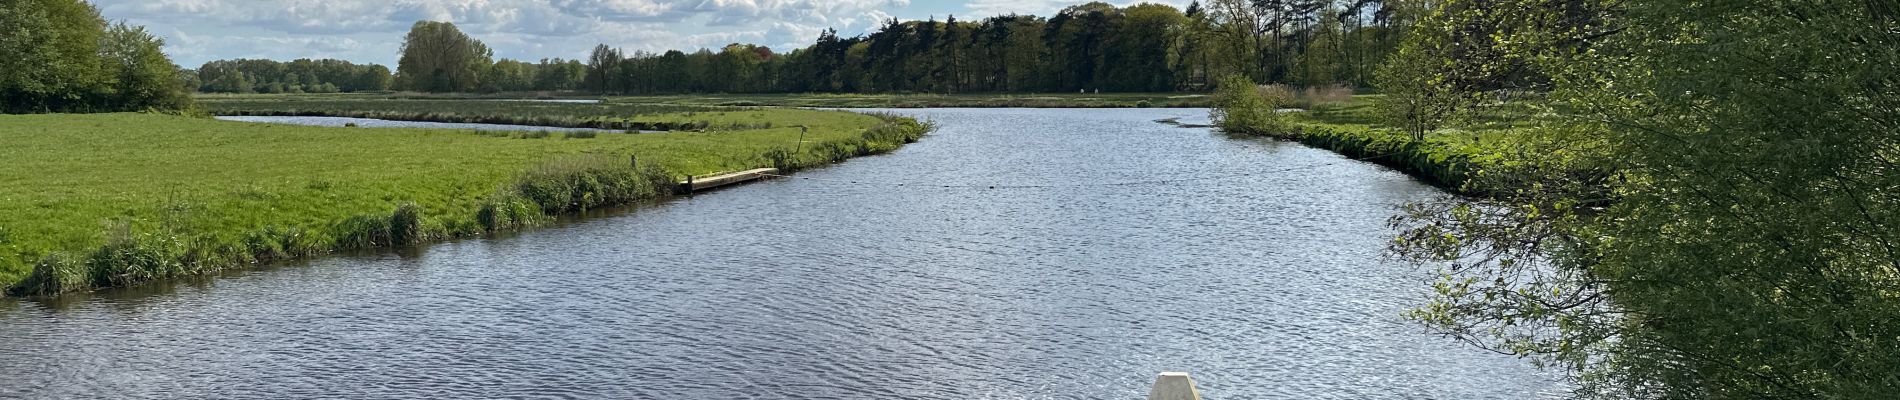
[89,0,1190,68]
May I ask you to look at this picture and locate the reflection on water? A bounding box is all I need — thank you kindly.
[3,108,1563,399]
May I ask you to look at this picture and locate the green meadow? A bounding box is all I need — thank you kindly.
[0,108,927,295]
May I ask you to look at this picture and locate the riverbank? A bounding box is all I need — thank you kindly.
[0,109,929,296]
[1239,96,1522,196]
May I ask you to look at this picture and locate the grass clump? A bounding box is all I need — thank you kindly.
[516,155,673,214]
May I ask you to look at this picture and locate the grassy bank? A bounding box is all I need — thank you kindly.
[0,109,928,296]
[200,97,727,131]
[1243,95,1520,195]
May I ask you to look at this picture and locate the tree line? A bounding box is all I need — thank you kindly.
[381,0,1421,94]
[192,59,392,94]
[0,0,191,113]
[5,0,1424,112]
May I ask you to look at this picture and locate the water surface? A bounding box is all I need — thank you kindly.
[3,108,1562,399]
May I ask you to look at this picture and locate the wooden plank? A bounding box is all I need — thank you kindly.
[680,168,779,192]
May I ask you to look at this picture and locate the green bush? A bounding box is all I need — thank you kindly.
[334,213,393,250]
[18,253,88,297]
[87,231,186,289]
[388,202,426,246]
[1210,75,1289,135]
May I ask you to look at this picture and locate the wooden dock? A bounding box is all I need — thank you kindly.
[679,168,779,193]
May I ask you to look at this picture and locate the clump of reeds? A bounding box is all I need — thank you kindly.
[388,202,427,246]
[17,253,87,297]
[514,154,673,215]
[244,225,324,263]
[334,213,393,250]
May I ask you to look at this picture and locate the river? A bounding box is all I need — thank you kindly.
[0,108,1562,399]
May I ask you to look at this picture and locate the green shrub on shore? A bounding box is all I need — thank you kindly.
[1210,75,1289,135]
[19,253,88,297]
[475,190,547,233]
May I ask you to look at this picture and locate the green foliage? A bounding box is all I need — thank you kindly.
[387,202,426,246]
[556,1,1397,95]
[195,58,391,93]
[1374,42,1468,139]
[0,0,191,113]
[1386,0,1900,397]
[395,21,492,93]
[1374,0,1604,140]
[100,22,191,111]
[18,253,87,297]
[1209,75,1287,135]
[475,190,547,233]
[515,155,669,214]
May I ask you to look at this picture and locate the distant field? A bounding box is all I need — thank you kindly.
[199,97,720,131]
[0,108,926,293]
[195,92,1215,109]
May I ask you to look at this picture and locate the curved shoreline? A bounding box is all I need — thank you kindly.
[2,111,932,298]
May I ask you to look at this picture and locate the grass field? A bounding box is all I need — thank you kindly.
[1266,95,1537,194]
[201,97,723,131]
[0,108,928,295]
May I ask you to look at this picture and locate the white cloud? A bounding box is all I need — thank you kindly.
[962,0,1191,18]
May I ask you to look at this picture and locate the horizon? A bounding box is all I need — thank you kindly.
[94,0,1193,68]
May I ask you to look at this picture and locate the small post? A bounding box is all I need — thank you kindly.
[629,154,638,169]
[1147,372,1202,400]
[683,175,695,194]
[797,126,808,154]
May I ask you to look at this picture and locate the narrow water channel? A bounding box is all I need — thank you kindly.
[0,108,1563,398]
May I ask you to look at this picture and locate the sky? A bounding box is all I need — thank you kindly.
[90,0,1192,69]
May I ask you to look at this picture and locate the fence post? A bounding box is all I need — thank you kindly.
[1147,372,1202,400]
[797,126,808,154]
